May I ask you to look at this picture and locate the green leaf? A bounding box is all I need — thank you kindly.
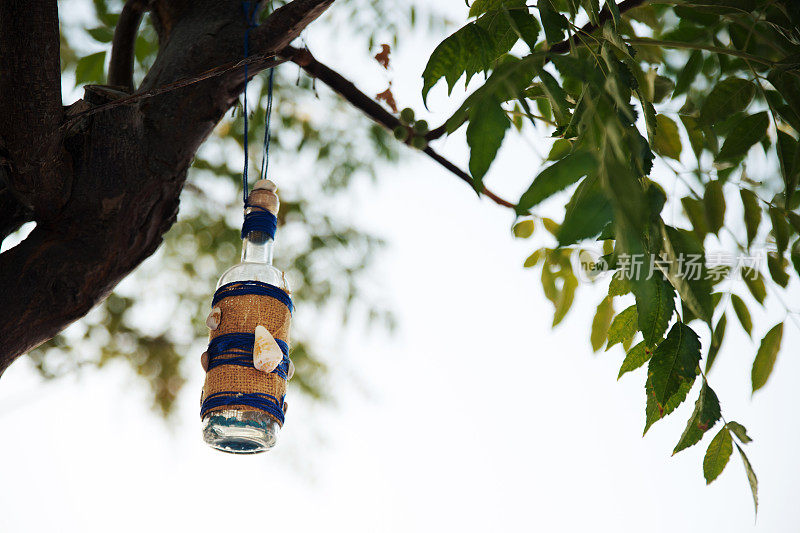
[740,189,761,248]
[662,226,715,325]
[552,275,577,326]
[644,374,692,434]
[534,66,572,127]
[547,139,572,161]
[682,196,709,240]
[516,151,596,213]
[674,50,703,96]
[466,95,510,183]
[726,421,752,444]
[580,0,600,25]
[75,51,107,86]
[703,427,733,484]
[506,8,541,50]
[632,275,675,347]
[652,114,682,160]
[769,207,791,254]
[705,313,726,373]
[87,26,114,43]
[606,304,638,351]
[648,321,701,408]
[777,129,800,198]
[680,114,705,159]
[538,0,568,44]
[792,239,800,278]
[591,296,614,352]
[716,112,769,163]
[735,442,758,513]
[751,323,784,393]
[608,271,631,297]
[619,341,653,379]
[703,180,726,234]
[673,382,721,454]
[557,173,614,246]
[741,267,767,305]
[730,294,752,336]
[421,23,494,103]
[700,78,755,125]
[513,219,535,238]
[767,253,790,288]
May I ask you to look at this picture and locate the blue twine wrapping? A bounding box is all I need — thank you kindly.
[206,332,290,380]
[241,204,278,239]
[201,391,285,423]
[212,280,293,313]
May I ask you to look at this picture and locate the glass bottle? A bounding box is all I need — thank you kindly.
[202,180,289,454]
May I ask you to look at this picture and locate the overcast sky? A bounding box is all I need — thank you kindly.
[1,2,798,532]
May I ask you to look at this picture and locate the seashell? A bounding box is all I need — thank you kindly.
[201,351,209,372]
[253,325,283,373]
[287,359,295,380]
[206,307,221,330]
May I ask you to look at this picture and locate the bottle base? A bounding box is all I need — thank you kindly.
[202,409,279,454]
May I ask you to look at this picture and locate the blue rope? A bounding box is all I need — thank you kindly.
[207,332,290,376]
[201,391,285,423]
[241,204,278,239]
[212,280,294,313]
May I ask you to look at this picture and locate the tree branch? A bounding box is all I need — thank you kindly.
[108,0,148,91]
[425,0,647,141]
[0,0,337,375]
[280,46,515,209]
[0,0,71,219]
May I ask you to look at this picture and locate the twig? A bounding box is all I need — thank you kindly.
[280,45,516,209]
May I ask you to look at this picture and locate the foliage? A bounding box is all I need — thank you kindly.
[421,0,800,509]
[29,0,432,415]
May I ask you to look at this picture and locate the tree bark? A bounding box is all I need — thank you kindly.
[0,0,334,376]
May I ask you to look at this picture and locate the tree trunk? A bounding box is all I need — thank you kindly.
[0,0,334,375]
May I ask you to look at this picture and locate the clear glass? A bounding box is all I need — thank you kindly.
[202,225,290,454]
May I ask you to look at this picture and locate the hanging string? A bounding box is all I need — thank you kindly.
[241,1,276,204]
[260,67,275,182]
[241,1,257,204]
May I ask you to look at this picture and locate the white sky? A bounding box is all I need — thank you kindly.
[1,2,799,531]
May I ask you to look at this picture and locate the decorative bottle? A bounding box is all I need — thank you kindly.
[201,179,293,454]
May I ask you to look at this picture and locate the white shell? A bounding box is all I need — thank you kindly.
[253,325,283,373]
[200,351,209,371]
[287,360,295,380]
[206,307,221,330]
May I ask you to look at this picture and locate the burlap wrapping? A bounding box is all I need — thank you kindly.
[201,286,292,425]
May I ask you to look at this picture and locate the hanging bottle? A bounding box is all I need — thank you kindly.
[200,179,293,454]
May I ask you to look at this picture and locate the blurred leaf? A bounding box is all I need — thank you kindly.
[513,219,535,238]
[742,267,767,305]
[705,313,726,373]
[700,78,755,125]
[606,304,638,350]
[703,180,726,235]
[716,112,769,163]
[730,294,753,336]
[740,189,761,248]
[653,114,683,160]
[591,296,615,352]
[538,0,568,44]
[75,51,106,86]
[751,323,784,393]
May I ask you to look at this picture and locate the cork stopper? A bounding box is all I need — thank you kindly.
[248,179,280,215]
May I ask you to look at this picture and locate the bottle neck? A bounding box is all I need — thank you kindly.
[241,232,274,264]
